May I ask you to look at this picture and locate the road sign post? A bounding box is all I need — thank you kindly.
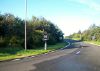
[92,35,96,40]
[43,32,48,50]
[44,41,47,50]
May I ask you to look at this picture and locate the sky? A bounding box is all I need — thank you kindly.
[0,0,100,36]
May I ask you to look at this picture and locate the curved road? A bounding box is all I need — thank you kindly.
[0,39,100,71]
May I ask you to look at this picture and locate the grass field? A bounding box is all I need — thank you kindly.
[0,42,68,61]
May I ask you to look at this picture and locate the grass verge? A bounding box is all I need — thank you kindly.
[0,42,67,61]
[71,38,81,40]
[84,41,100,46]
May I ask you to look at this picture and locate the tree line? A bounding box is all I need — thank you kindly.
[68,24,100,42]
[0,13,64,49]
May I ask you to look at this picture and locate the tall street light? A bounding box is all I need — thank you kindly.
[25,0,27,50]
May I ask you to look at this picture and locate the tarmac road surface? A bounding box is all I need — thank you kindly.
[0,39,100,71]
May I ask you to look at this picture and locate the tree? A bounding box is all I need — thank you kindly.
[0,13,64,49]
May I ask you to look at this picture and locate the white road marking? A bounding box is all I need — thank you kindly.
[51,51,54,52]
[45,53,48,54]
[61,41,71,49]
[12,59,21,61]
[31,56,35,57]
[65,42,70,47]
[76,51,80,55]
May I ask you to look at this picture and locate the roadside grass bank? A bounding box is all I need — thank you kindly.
[71,38,81,40]
[71,38,100,46]
[0,42,68,61]
[84,41,100,46]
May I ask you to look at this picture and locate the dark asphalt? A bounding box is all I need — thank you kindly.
[0,39,100,71]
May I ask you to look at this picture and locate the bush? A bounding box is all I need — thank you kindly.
[27,30,44,49]
[0,37,8,47]
[48,36,57,45]
[9,36,21,47]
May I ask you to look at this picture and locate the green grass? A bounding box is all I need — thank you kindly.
[0,42,67,61]
[47,42,67,50]
[71,38,81,40]
[84,41,100,46]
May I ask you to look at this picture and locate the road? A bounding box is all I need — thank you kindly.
[0,39,100,71]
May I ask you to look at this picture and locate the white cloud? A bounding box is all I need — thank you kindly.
[73,0,100,11]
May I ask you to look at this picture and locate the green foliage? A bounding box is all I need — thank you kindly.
[9,36,21,47]
[0,37,7,47]
[68,32,81,40]
[26,16,64,48]
[82,24,100,41]
[0,13,64,49]
[68,24,100,42]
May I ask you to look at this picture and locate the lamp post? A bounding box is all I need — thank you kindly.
[25,0,27,50]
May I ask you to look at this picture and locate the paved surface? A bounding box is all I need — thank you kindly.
[0,39,100,71]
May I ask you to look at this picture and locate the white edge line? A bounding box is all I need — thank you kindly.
[66,42,70,47]
[76,51,80,55]
[12,59,21,61]
[61,41,71,49]
[45,53,48,54]
[31,56,35,57]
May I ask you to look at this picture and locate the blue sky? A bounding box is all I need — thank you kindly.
[0,0,100,36]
